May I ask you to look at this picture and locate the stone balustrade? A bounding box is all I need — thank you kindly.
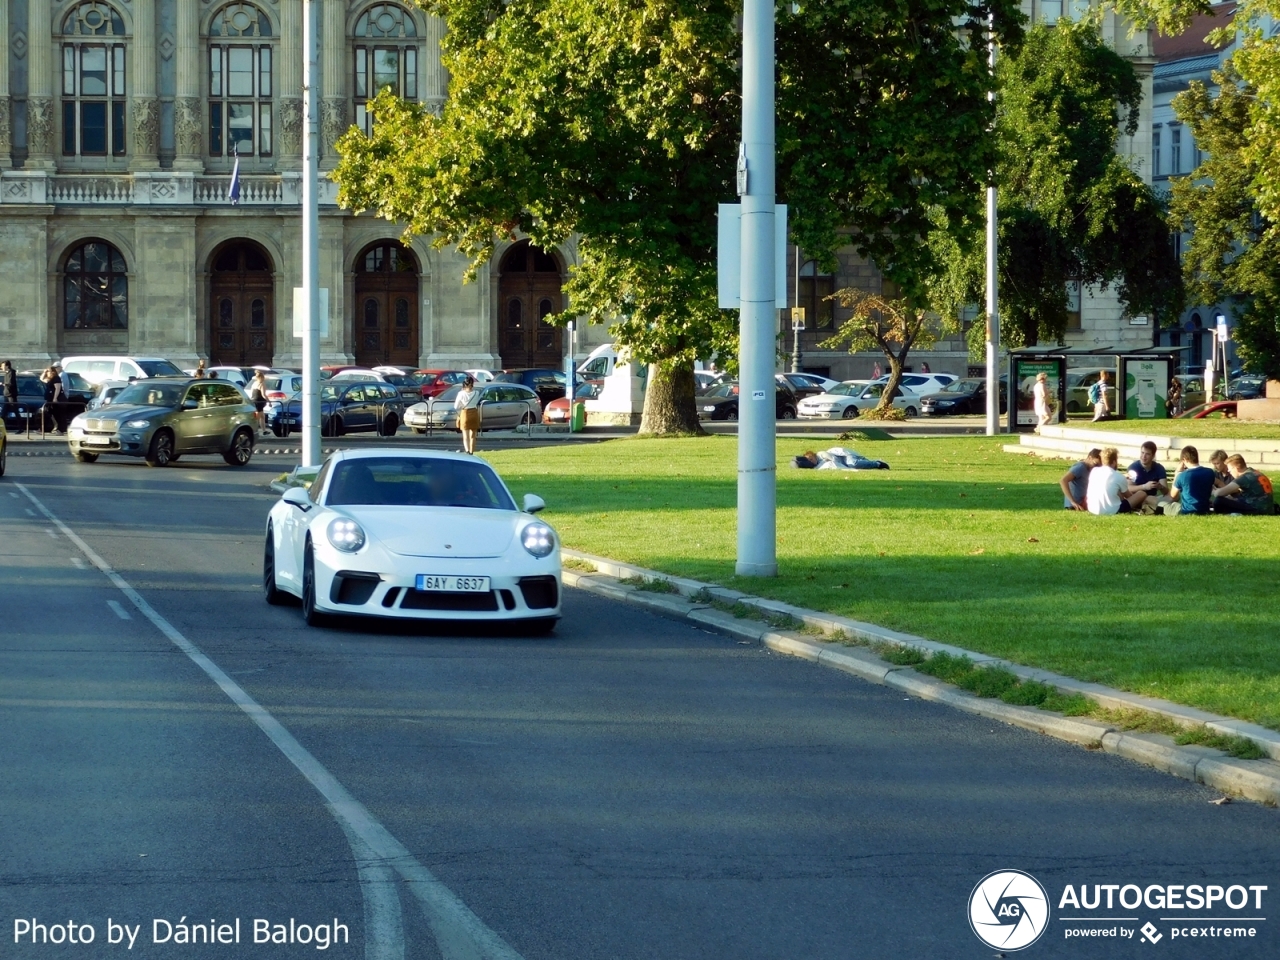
[0,171,335,206]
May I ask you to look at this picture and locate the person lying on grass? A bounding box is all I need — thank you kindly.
[1210,455,1276,515]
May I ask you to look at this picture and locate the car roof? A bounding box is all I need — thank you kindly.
[327,447,489,466]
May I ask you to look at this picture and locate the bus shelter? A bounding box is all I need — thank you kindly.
[1006,346,1187,433]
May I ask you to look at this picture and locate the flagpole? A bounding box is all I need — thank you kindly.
[301,0,321,466]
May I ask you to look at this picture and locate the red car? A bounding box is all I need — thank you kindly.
[543,381,603,423]
[414,370,471,399]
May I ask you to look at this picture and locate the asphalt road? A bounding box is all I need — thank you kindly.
[0,451,1276,959]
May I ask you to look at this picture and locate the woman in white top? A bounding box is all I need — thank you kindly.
[1032,371,1052,433]
[454,376,482,454]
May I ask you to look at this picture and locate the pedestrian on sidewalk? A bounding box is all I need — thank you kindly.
[248,369,269,435]
[1088,371,1111,421]
[2,360,16,425]
[41,366,65,433]
[1033,371,1053,433]
[454,376,482,455]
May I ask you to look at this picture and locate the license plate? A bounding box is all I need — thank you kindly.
[415,575,490,593]
[84,436,112,445]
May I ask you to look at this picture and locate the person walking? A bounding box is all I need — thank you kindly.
[454,376,483,454]
[41,366,65,433]
[2,360,17,426]
[1088,371,1111,421]
[195,360,207,378]
[1032,371,1053,434]
[248,369,269,435]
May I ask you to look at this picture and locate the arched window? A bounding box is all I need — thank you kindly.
[798,260,835,332]
[60,2,128,158]
[208,3,274,158]
[352,4,421,135]
[64,241,128,330]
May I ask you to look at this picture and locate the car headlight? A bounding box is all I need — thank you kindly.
[125,419,152,429]
[327,517,366,553]
[70,415,87,428]
[521,522,556,558]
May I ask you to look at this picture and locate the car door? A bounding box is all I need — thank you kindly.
[479,385,512,428]
[210,382,249,447]
[338,385,371,431]
[175,383,219,451]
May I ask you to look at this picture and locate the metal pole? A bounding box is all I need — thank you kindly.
[301,0,321,466]
[736,0,777,577]
[565,318,576,405]
[984,13,1000,437]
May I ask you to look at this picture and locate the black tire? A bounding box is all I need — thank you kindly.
[331,417,345,438]
[379,413,399,437]
[904,406,918,418]
[272,425,288,439]
[145,430,175,468]
[1067,400,1080,413]
[223,428,254,466]
[321,416,336,438]
[168,454,181,463]
[73,451,99,463]
[725,407,739,422]
[520,411,536,427]
[302,543,327,627]
[263,526,287,605]
[840,406,859,420]
[780,406,797,420]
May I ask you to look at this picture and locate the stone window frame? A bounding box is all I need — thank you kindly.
[59,2,130,164]
[205,2,278,164]
[351,3,425,136]
[62,239,130,331]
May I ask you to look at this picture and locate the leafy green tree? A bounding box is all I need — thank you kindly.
[333,0,1023,434]
[1222,0,1280,228]
[1169,64,1280,379]
[932,21,1183,348]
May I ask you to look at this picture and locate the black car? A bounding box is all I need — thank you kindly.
[920,377,1007,416]
[493,369,569,407]
[2,374,90,431]
[1228,375,1266,400]
[777,372,826,402]
[698,380,798,421]
[265,380,405,438]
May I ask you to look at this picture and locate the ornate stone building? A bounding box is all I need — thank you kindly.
[0,0,601,370]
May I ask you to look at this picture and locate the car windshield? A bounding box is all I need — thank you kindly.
[435,385,464,402]
[136,360,184,377]
[942,379,982,394]
[112,382,186,408]
[705,383,739,398]
[325,457,516,510]
[384,375,416,387]
[824,383,859,397]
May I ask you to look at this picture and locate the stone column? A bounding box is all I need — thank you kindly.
[129,0,159,169]
[26,0,56,168]
[320,0,347,166]
[277,0,302,167]
[0,0,11,167]
[172,0,203,169]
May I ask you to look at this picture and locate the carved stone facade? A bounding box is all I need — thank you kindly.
[132,98,160,158]
[278,98,303,157]
[174,98,202,158]
[0,100,11,161]
[26,98,54,157]
[321,99,348,157]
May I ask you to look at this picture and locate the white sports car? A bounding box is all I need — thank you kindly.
[263,449,561,631]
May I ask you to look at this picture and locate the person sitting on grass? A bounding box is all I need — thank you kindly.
[1169,445,1216,516]
[1211,455,1276,515]
[1126,441,1169,511]
[1059,447,1102,511]
[1086,447,1141,515]
[1209,449,1231,488]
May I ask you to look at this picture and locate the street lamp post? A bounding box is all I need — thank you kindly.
[985,14,1001,437]
[300,0,321,466]
[736,0,777,577]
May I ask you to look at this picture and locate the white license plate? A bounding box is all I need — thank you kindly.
[415,575,490,593]
[83,436,112,445]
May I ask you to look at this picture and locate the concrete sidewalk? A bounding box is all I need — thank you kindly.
[562,549,1280,808]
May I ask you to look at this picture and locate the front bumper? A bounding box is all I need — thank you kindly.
[797,408,844,419]
[67,426,150,456]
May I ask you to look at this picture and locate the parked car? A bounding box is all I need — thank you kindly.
[694,370,726,395]
[329,368,424,402]
[1228,375,1267,400]
[263,373,304,403]
[787,372,842,394]
[88,379,133,410]
[263,449,561,631]
[404,382,543,433]
[1,374,53,431]
[1179,400,1238,419]
[800,381,923,418]
[1171,374,1207,410]
[777,372,829,402]
[66,378,257,467]
[698,380,798,421]
[415,370,472,399]
[465,369,497,383]
[543,381,603,423]
[60,355,186,385]
[206,365,255,387]
[796,381,872,419]
[493,369,569,407]
[870,372,956,395]
[920,378,1007,416]
[1065,371,1119,413]
[266,380,405,438]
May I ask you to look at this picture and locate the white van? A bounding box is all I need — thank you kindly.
[577,344,619,379]
[60,355,185,385]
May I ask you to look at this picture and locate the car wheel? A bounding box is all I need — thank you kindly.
[521,411,536,427]
[378,413,399,437]
[331,417,345,438]
[1067,400,1080,413]
[780,406,797,420]
[904,406,918,418]
[272,425,288,439]
[223,428,254,466]
[840,406,859,419]
[302,543,327,627]
[412,427,426,435]
[145,429,175,468]
[263,526,287,606]
[320,416,336,438]
[73,451,99,464]
[726,408,738,422]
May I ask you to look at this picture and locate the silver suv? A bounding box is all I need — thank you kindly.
[67,378,257,467]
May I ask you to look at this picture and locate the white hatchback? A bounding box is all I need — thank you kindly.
[798,381,922,418]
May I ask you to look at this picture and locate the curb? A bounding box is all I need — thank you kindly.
[561,555,1280,808]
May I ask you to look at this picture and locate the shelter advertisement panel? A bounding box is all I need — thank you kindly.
[1012,358,1063,432]
[1123,358,1168,420]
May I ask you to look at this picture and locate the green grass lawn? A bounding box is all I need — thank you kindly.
[1076,419,1280,439]
[486,436,1280,729]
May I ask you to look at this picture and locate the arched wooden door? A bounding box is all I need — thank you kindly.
[209,241,274,367]
[498,241,563,369]
[354,241,419,369]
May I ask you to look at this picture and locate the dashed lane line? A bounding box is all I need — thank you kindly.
[106,599,131,620]
[16,481,526,960]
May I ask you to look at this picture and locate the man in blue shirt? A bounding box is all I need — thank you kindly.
[1171,445,1216,516]
[1126,441,1168,510]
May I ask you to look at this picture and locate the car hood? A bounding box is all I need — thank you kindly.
[803,392,853,403]
[343,506,517,558]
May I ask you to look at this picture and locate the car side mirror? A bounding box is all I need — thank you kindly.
[183,399,199,410]
[282,487,312,510]
[523,494,546,514]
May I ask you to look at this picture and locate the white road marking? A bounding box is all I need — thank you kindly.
[106,600,131,619]
[70,557,86,569]
[15,482,523,960]
[8,491,17,498]
[25,508,35,516]
[46,528,58,538]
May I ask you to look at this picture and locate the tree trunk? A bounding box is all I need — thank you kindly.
[879,351,907,412]
[639,360,705,435]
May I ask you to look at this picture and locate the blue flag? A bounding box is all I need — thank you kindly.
[228,147,241,205]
